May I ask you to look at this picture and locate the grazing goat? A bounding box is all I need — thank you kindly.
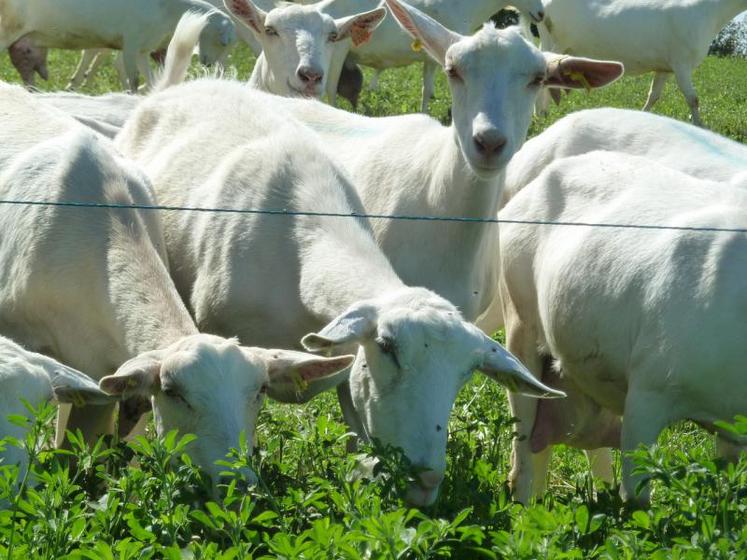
[0,335,112,491]
[315,0,546,111]
[114,79,563,507]
[0,0,236,92]
[499,150,747,504]
[0,84,353,490]
[535,0,747,125]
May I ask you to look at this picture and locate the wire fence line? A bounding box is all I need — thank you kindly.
[1,198,747,235]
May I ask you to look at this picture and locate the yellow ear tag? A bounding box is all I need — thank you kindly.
[292,370,309,393]
[567,70,592,92]
[71,392,85,408]
[411,38,422,52]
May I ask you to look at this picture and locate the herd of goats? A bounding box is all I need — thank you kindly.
[0,0,746,509]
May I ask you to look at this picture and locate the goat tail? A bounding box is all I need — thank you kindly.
[154,11,210,92]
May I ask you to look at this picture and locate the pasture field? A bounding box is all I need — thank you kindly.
[1,46,747,559]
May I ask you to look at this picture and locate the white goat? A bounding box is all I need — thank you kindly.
[474,107,747,504]
[238,0,622,325]
[314,0,546,111]
[0,0,236,92]
[114,78,563,507]
[0,335,112,490]
[66,10,235,93]
[223,0,385,99]
[0,84,353,490]
[499,150,747,504]
[535,0,747,125]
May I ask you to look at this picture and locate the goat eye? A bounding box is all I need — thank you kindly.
[445,65,462,81]
[264,26,278,36]
[328,31,339,42]
[528,74,545,88]
[163,387,190,408]
[376,337,400,368]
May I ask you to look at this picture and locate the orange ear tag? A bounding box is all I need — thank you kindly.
[411,38,423,52]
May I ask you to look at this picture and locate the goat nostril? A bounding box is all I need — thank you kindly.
[473,133,507,156]
[537,10,545,20]
[297,67,323,85]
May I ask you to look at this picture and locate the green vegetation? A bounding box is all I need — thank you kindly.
[1,46,746,559]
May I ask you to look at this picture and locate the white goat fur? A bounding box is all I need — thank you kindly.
[114,78,562,507]
[535,0,747,125]
[0,335,111,488]
[233,0,622,324]
[503,108,747,205]
[0,84,352,489]
[499,150,747,503]
[0,0,236,91]
[314,0,546,111]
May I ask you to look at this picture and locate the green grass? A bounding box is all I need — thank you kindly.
[1,47,747,558]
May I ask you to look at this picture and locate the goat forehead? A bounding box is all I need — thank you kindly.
[162,340,265,394]
[449,26,544,73]
[382,310,476,356]
[268,7,331,33]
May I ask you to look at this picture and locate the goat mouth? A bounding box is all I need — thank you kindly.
[287,79,320,99]
[470,159,506,178]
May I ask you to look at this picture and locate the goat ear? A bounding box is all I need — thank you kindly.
[301,304,377,352]
[261,349,354,403]
[335,7,387,47]
[478,335,565,398]
[384,0,461,66]
[99,350,164,398]
[544,54,624,90]
[224,0,267,36]
[46,365,115,406]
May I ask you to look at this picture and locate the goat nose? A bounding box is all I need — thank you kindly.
[297,66,323,85]
[473,131,507,156]
[417,469,445,491]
